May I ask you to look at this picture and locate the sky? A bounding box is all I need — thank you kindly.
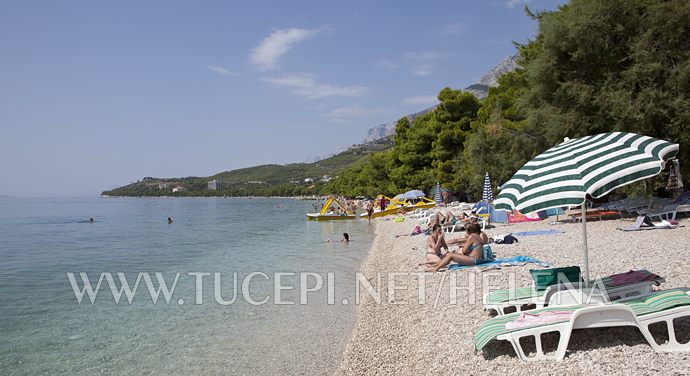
[0,0,567,197]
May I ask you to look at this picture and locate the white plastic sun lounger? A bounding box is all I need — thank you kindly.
[483,270,664,316]
[475,289,690,361]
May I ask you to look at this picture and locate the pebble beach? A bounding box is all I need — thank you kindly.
[338,213,690,375]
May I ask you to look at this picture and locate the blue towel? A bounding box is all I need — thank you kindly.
[511,229,564,237]
[447,255,549,270]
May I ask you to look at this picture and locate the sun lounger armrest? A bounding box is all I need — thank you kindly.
[570,305,639,330]
[546,288,610,307]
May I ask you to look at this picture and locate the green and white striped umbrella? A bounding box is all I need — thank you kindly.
[495,132,679,283]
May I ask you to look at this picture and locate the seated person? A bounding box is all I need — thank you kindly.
[426,210,457,229]
[425,223,484,272]
[447,228,490,246]
[420,224,448,264]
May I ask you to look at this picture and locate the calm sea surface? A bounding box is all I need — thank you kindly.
[0,197,376,375]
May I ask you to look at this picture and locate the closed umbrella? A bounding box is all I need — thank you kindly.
[434,182,443,205]
[494,132,678,283]
[482,172,493,202]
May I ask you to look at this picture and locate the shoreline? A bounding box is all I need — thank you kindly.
[338,214,690,375]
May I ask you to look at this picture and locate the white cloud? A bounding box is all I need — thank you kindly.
[506,0,530,8]
[403,51,445,60]
[249,28,320,71]
[440,22,464,38]
[412,64,433,77]
[262,73,367,99]
[206,66,239,76]
[402,96,439,106]
[322,104,388,123]
[375,60,398,69]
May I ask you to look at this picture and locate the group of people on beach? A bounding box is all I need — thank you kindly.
[419,210,489,272]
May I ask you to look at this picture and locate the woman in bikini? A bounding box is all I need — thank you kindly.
[423,224,448,263]
[425,223,484,272]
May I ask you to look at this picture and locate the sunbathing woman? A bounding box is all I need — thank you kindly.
[447,225,490,245]
[422,224,448,264]
[426,223,484,272]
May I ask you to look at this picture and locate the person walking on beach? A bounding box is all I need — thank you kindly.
[366,201,374,222]
[379,195,387,212]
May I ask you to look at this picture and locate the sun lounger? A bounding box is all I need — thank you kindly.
[638,203,681,221]
[475,288,690,361]
[618,215,676,231]
[483,269,664,316]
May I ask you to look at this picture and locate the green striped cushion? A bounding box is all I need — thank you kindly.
[485,270,659,305]
[475,289,690,351]
[486,287,541,304]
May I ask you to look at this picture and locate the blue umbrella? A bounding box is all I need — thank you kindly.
[481,172,493,202]
[400,190,426,200]
[434,182,442,205]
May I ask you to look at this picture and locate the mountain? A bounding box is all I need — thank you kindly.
[362,53,519,143]
[102,138,393,197]
[362,107,434,143]
[465,53,519,98]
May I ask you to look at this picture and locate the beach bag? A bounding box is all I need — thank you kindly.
[481,245,495,261]
[530,266,582,291]
[495,234,518,244]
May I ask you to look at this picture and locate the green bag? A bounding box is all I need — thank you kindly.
[529,266,582,291]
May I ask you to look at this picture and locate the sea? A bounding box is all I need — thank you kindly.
[0,197,376,375]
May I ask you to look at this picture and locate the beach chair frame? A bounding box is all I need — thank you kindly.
[494,300,690,361]
[483,277,664,316]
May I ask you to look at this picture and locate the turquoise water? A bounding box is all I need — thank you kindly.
[0,197,375,375]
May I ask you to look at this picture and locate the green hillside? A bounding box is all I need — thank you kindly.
[101,137,392,197]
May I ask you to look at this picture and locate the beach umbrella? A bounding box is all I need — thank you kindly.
[494,132,679,284]
[400,190,426,200]
[481,172,493,202]
[434,182,443,205]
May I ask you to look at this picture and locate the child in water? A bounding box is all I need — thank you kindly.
[326,233,349,242]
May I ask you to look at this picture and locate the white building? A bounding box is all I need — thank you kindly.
[172,186,186,193]
[208,180,222,190]
[158,182,169,190]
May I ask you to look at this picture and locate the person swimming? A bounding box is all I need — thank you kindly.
[167,217,173,224]
[326,233,350,243]
[89,218,94,223]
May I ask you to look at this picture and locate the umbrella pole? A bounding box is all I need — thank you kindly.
[581,202,590,287]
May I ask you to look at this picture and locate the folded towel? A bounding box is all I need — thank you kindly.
[608,270,660,287]
[505,310,574,329]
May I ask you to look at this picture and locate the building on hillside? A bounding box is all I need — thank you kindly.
[208,180,222,191]
[172,186,186,193]
[159,182,169,190]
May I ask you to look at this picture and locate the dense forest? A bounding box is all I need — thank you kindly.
[323,0,690,199]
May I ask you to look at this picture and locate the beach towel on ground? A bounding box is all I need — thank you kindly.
[511,229,564,237]
[447,256,549,270]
